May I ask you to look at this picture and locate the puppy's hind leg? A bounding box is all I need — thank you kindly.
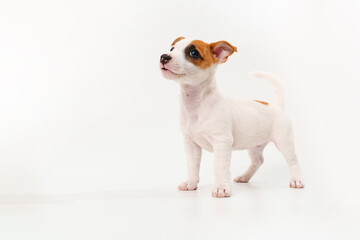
[273,125,304,188]
[234,144,266,183]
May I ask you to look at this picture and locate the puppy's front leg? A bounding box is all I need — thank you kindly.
[212,140,233,198]
[178,137,202,191]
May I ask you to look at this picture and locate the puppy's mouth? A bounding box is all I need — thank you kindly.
[161,66,175,74]
[161,66,185,77]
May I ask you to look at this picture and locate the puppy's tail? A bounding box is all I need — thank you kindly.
[250,71,285,109]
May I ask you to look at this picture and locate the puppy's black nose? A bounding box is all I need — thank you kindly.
[160,54,172,64]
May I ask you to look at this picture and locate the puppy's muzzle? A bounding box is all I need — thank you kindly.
[160,54,172,65]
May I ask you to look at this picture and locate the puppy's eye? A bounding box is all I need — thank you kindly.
[189,49,200,58]
[170,47,174,51]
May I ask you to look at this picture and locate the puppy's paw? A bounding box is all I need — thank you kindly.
[212,184,232,198]
[289,178,304,188]
[178,181,198,191]
[233,175,250,183]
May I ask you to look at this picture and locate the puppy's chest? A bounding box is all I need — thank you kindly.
[182,117,214,152]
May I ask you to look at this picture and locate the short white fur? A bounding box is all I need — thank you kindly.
[160,38,304,198]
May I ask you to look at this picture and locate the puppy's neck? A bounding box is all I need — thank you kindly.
[180,76,217,118]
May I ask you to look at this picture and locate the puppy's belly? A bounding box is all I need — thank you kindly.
[232,126,272,150]
[188,126,271,152]
[188,130,270,152]
[232,137,270,150]
[189,132,269,152]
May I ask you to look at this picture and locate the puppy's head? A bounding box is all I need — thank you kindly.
[160,37,237,85]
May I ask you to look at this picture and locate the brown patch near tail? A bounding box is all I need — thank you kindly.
[185,40,217,69]
[254,100,269,106]
[172,36,185,46]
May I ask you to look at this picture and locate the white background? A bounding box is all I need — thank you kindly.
[0,0,359,239]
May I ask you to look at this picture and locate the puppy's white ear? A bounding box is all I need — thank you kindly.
[210,41,237,63]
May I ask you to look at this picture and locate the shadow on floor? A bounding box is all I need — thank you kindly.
[0,182,287,205]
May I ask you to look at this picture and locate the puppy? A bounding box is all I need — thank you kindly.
[160,37,304,198]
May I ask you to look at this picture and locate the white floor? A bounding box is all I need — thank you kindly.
[0,182,358,240]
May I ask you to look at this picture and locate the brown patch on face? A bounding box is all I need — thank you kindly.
[254,100,269,106]
[185,40,217,69]
[172,36,185,46]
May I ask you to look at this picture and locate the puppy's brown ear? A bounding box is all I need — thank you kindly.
[210,41,237,63]
[172,36,185,46]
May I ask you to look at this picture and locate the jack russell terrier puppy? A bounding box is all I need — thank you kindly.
[159,37,304,198]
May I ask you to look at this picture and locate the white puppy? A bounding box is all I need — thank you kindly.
[160,37,304,198]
